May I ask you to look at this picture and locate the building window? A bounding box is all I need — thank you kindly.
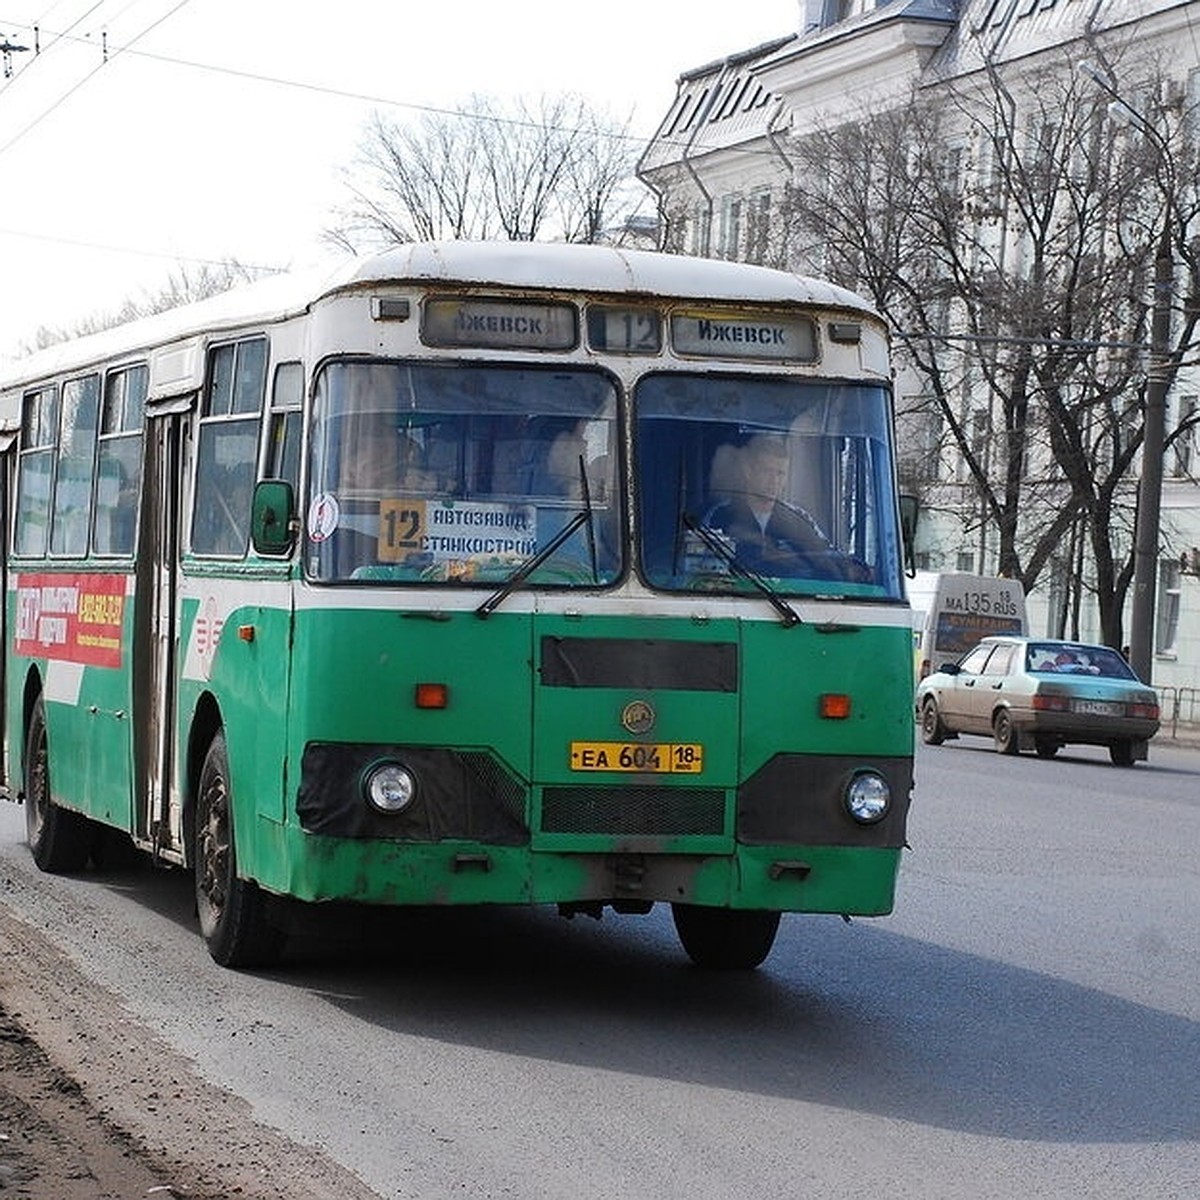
[956,551,975,572]
[1171,395,1196,477]
[746,189,771,265]
[1156,559,1182,656]
[718,194,742,260]
[690,203,711,257]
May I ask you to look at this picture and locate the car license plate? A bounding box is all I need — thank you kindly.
[1072,699,1122,716]
[569,741,704,774]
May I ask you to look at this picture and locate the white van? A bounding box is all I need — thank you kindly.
[908,571,1028,679]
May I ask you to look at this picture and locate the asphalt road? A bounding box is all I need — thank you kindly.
[2,738,1199,1199]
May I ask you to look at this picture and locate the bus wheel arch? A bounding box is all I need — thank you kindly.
[23,691,92,873]
[183,693,224,867]
[191,722,285,969]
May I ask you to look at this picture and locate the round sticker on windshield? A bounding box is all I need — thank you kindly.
[307,493,340,542]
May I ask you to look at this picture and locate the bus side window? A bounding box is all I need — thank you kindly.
[50,374,101,558]
[14,385,58,558]
[93,364,147,557]
[266,360,303,490]
[192,338,267,557]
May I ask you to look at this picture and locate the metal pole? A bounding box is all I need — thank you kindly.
[1127,220,1173,684]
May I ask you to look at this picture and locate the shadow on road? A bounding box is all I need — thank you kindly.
[262,900,1197,1147]
[65,829,1199,1150]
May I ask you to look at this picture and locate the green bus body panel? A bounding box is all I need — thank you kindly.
[267,822,902,915]
[5,571,136,831]
[7,573,912,917]
[176,576,295,830]
[240,605,912,915]
[740,618,915,764]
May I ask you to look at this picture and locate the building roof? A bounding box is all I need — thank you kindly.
[637,38,795,175]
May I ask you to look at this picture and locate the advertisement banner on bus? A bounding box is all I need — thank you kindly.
[13,572,127,668]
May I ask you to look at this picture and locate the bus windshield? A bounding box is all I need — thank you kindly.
[635,374,903,600]
[307,361,621,585]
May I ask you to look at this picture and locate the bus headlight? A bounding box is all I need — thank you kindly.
[362,761,417,814]
[844,770,890,824]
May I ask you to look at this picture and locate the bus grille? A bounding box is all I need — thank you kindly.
[540,786,726,836]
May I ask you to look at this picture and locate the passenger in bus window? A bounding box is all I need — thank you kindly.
[339,419,437,495]
[543,419,589,498]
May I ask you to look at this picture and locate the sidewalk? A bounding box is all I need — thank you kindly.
[1159,720,1200,748]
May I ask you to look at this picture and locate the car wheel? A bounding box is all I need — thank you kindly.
[1109,740,1136,767]
[1034,736,1059,759]
[194,730,285,969]
[671,904,780,970]
[920,697,947,745]
[992,708,1020,756]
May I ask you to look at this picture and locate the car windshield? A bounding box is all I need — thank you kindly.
[634,374,904,599]
[1025,643,1135,678]
[306,362,620,585]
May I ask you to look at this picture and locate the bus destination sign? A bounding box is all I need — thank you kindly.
[423,297,578,351]
[670,311,818,362]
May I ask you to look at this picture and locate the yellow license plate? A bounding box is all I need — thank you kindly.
[569,741,704,774]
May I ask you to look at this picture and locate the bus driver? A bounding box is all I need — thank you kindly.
[705,433,835,575]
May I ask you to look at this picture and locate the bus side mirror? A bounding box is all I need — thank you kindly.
[898,493,919,573]
[251,479,297,556]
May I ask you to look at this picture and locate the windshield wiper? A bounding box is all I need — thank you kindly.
[476,508,591,619]
[477,453,601,618]
[577,453,599,583]
[681,512,802,627]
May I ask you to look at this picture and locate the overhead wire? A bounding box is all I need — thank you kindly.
[0,9,699,151]
[0,0,193,153]
[0,2,113,98]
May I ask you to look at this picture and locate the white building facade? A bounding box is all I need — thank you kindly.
[639,0,1200,720]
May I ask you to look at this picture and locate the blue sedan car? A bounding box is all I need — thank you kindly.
[916,636,1160,766]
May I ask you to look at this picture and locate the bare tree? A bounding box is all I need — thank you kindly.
[26,259,269,351]
[780,47,1200,648]
[327,94,652,250]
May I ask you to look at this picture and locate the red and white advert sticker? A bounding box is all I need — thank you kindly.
[14,572,127,669]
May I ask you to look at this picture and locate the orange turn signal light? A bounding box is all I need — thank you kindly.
[819,692,852,720]
[414,682,449,709]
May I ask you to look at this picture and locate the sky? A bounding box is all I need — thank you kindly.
[0,0,800,361]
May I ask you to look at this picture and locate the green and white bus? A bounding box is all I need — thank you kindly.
[1,242,914,969]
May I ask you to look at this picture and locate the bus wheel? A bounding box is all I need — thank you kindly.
[194,731,284,969]
[992,709,1020,756]
[24,697,92,873]
[671,904,780,970]
[920,697,947,745]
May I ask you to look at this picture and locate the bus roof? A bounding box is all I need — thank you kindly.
[0,242,881,396]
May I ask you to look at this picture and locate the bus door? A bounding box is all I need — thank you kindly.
[132,405,185,859]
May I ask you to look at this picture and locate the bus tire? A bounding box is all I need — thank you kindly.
[24,697,92,873]
[992,709,1019,756]
[671,904,780,970]
[194,731,284,969]
[919,697,947,745]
